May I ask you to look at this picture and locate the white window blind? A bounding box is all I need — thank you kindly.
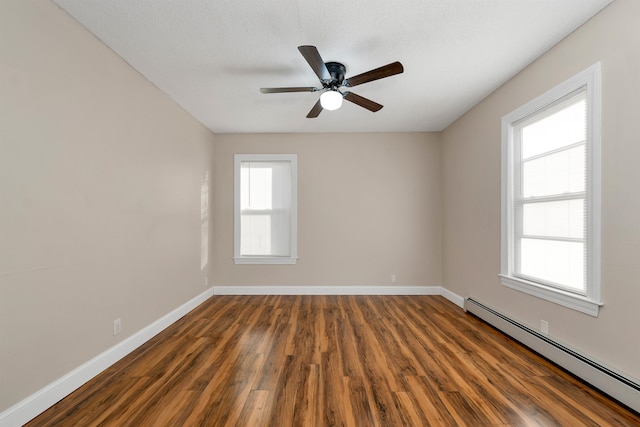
[513,90,587,293]
[234,154,298,264]
[240,161,291,256]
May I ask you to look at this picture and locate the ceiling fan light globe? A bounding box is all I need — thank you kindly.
[320,90,343,111]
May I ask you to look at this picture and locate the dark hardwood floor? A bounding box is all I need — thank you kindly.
[27,295,640,426]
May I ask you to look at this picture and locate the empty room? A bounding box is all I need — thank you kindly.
[1,0,639,425]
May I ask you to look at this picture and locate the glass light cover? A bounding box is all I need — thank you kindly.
[320,90,343,111]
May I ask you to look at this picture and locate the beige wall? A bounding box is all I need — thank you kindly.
[441,0,640,380]
[212,133,442,288]
[0,0,214,411]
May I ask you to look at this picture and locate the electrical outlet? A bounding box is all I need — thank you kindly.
[540,320,549,335]
[113,318,122,336]
[390,274,397,283]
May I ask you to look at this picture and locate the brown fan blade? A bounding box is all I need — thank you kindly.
[260,87,317,94]
[306,99,323,118]
[298,45,331,82]
[344,61,404,87]
[343,92,383,112]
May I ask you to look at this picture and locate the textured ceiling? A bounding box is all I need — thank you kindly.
[52,0,612,133]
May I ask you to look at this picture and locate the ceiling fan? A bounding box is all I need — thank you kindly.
[260,45,404,118]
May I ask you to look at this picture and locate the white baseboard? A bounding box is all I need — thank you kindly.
[440,287,465,308]
[213,285,444,296]
[0,288,214,427]
[1,285,464,427]
[212,285,465,308]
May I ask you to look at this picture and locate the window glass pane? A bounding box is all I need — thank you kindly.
[521,96,586,160]
[522,199,584,239]
[519,239,585,292]
[240,163,272,210]
[240,214,271,255]
[269,161,291,210]
[268,210,291,256]
[522,145,585,198]
[239,160,292,257]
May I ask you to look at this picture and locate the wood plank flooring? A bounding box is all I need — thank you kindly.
[26,295,640,426]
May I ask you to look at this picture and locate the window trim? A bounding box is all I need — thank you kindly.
[233,154,298,265]
[500,63,602,317]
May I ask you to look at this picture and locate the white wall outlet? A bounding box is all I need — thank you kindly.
[390,274,397,283]
[540,320,549,335]
[113,318,122,336]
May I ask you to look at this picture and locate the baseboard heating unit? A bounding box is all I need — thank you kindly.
[464,297,640,412]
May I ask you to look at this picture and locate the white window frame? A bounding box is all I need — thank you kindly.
[500,63,602,317]
[233,154,298,265]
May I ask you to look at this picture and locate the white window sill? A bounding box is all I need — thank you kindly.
[234,256,298,265]
[498,274,602,317]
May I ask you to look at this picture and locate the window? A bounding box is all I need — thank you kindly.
[500,63,602,316]
[234,154,298,264]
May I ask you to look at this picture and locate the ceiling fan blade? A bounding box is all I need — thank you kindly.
[344,61,404,87]
[306,99,323,118]
[260,87,317,93]
[343,92,383,112]
[298,45,331,82]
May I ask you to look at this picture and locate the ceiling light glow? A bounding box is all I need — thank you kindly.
[320,90,343,111]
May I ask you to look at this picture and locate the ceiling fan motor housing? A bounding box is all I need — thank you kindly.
[324,62,346,88]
